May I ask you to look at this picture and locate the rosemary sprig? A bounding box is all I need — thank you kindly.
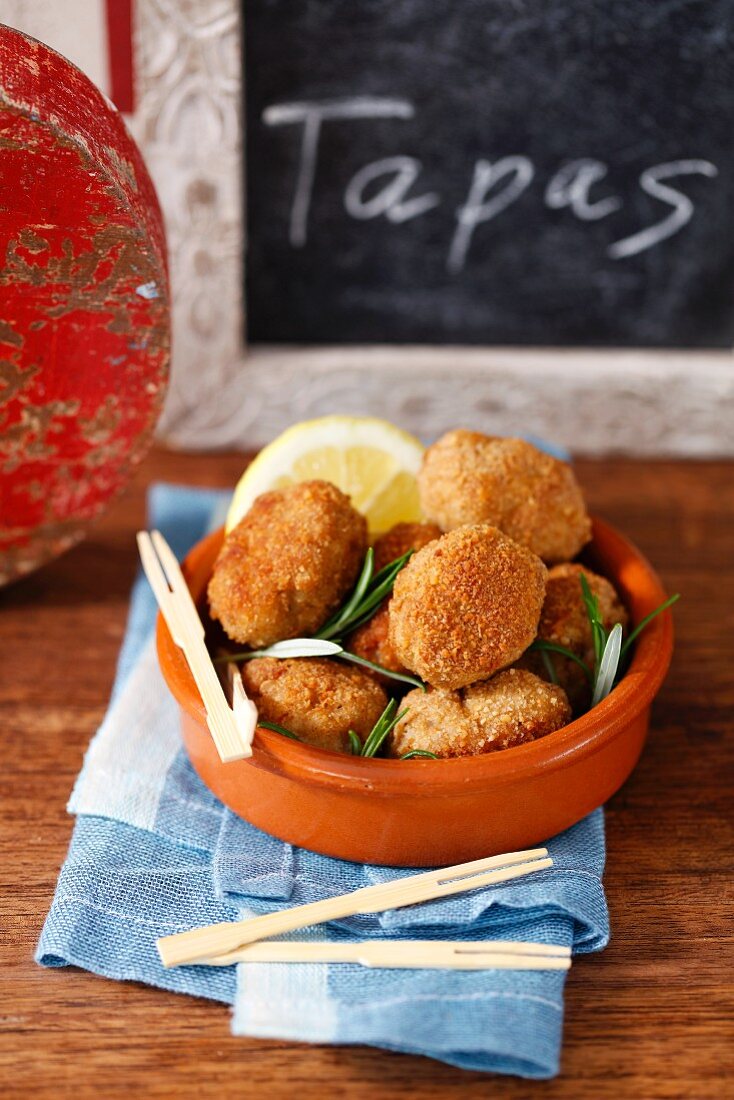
[593,592,680,704]
[317,548,375,639]
[587,578,679,702]
[352,699,409,758]
[214,548,419,689]
[530,575,679,710]
[316,549,413,640]
[400,749,439,760]
[217,638,425,691]
[528,572,677,708]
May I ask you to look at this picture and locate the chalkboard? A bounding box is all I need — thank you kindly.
[244,1,734,347]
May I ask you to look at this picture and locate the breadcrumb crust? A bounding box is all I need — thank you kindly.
[388,523,547,690]
[418,430,591,563]
[389,669,572,758]
[208,480,367,648]
[242,656,387,754]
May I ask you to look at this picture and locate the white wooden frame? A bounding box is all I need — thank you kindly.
[128,0,733,455]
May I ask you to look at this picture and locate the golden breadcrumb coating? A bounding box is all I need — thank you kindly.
[242,657,387,754]
[372,521,442,571]
[346,603,405,676]
[388,524,547,690]
[388,669,571,758]
[516,562,628,711]
[346,522,442,678]
[418,430,591,563]
[208,480,367,648]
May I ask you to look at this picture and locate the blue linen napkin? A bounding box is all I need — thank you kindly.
[36,483,610,1079]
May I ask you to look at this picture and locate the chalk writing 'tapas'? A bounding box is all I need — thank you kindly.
[263,98,718,269]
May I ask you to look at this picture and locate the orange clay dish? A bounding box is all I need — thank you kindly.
[156,427,677,865]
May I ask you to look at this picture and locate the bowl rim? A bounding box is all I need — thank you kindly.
[156,516,674,797]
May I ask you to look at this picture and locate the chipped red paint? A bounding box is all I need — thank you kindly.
[0,26,169,585]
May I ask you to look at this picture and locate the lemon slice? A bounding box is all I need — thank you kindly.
[226,416,425,536]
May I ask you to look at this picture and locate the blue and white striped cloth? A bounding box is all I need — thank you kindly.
[36,483,609,1078]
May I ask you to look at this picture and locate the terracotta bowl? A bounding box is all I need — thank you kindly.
[157,518,673,866]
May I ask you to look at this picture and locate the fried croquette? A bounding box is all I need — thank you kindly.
[346,603,405,676]
[242,657,387,754]
[517,562,628,711]
[372,521,442,571]
[418,430,591,563]
[388,669,572,758]
[208,480,367,647]
[388,524,547,690]
[346,522,442,676]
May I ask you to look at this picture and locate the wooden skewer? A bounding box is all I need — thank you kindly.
[228,661,258,741]
[199,939,571,970]
[137,530,255,762]
[157,847,552,968]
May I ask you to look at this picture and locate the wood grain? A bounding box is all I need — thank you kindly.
[1,449,732,1098]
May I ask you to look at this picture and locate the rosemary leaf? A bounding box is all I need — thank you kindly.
[347,729,363,755]
[316,549,374,639]
[339,596,397,636]
[579,572,607,668]
[591,623,623,706]
[361,698,396,758]
[400,749,439,760]
[328,559,410,637]
[258,719,300,740]
[361,700,409,758]
[528,639,593,683]
[315,549,412,641]
[216,638,343,662]
[540,648,559,685]
[619,593,680,660]
[369,549,414,589]
[337,650,427,691]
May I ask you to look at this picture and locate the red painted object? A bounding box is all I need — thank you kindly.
[0,26,169,585]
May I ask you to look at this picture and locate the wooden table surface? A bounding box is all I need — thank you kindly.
[1,449,732,1099]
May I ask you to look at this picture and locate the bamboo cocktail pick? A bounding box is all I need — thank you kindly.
[137,529,255,762]
[200,940,571,971]
[157,847,553,968]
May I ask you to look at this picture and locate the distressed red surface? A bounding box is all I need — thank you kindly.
[0,26,169,585]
